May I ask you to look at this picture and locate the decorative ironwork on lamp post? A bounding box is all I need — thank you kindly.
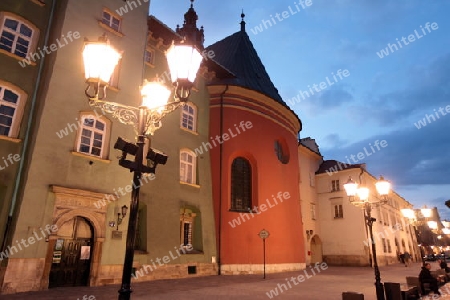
[82,35,203,300]
[343,175,391,300]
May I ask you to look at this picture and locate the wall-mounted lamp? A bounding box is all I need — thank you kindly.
[116,205,128,230]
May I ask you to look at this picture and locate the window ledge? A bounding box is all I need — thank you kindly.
[180,127,198,135]
[181,249,203,255]
[107,85,120,93]
[71,151,111,163]
[145,62,155,68]
[0,49,36,66]
[229,209,252,213]
[30,0,45,6]
[97,21,124,37]
[180,181,200,188]
[134,250,149,255]
[0,136,21,143]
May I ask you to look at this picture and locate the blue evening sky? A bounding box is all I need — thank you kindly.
[150,0,450,219]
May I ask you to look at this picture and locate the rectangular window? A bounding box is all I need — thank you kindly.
[309,172,315,187]
[76,114,108,158]
[387,239,392,253]
[180,151,196,184]
[181,103,196,132]
[311,203,316,220]
[0,16,35,58]
[331,180,340,191]
[102,10,121,32]
[382,238,387,253]
[334,204,343,219]
[144,48,155,66]
[108,58,121,88]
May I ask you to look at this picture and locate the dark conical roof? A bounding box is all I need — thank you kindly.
[206,29,285,105]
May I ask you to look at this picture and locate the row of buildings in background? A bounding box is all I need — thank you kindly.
[0,0,447,294]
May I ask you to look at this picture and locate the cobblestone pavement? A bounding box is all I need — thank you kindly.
[1,262,449,300]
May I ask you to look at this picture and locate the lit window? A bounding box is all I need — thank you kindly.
[331,180,340,192]
[180,103,196,132]
[0,82,26,138]
[102,10,121,32]
[231,157,252,211]
[180,150,196,184]
[76,113,110,159]
[180,208,197,251]
[0,15,36,58]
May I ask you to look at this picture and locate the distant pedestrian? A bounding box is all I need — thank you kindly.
[399,253,405,265]
[404,251,411,267]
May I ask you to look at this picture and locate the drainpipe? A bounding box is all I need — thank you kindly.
[1,0,57,253]
[217,84,228,275]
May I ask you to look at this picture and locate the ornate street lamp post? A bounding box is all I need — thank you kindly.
[401,207,437,263]
[344,176,391,300]
[82,35,203,300]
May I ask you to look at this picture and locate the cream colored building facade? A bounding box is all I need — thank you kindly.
[298,138,323,265]
[314,161,420,266]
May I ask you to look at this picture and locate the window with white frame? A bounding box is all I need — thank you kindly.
[102,9,121,32]
[331,179,340,191]
[0,14,36,58]
[180,209,196,249]
[311,203,316,220]
[181,103,197,132]
[180,150,196,184]
[76,113,110,159]
[309,172,315,187]
[0,83,25,138]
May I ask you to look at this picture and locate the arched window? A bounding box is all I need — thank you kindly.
[180,150,196,184]
[75,112,110,159]
[0,13,38,58]
[231,157,252,211]
[0,81,26,138]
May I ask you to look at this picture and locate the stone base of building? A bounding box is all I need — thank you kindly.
[220,263,306,275]
[1,258,217,294]
[323,255,370,266]
[323,255,399,267]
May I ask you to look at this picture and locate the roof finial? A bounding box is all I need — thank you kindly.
[240,9,246,32]
[190,0,194,8]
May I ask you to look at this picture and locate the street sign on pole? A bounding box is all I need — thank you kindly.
[258,229,270,279]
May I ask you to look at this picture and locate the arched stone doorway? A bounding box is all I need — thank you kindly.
[48,217,94,287]
[310,235,323,263]
[40,186,107,289]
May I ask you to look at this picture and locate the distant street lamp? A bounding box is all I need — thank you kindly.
[82,35,202,300]
[344,176,391,300]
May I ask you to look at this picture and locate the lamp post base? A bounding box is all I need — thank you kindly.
[375,281,385,300]
[118,287,132,300]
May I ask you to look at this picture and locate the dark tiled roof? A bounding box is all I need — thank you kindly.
[206,30,285,105]
[316,160,363,174]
